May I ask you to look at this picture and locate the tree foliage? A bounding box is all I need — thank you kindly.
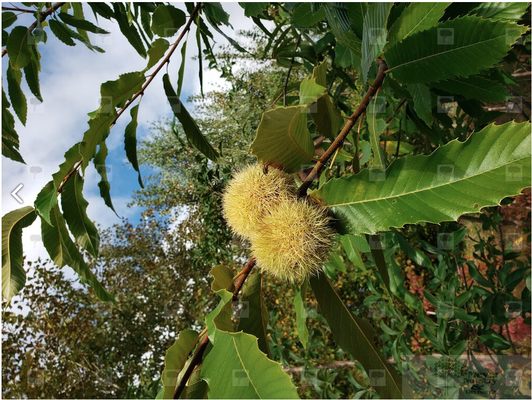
[2,2,531,399]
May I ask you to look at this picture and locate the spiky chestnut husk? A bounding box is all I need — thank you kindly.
[251,198,334,283]
[222,163,294,239]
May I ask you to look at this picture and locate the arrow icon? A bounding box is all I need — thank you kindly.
[11,183,24,204]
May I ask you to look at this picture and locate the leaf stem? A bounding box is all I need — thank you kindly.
[298,59,388,197]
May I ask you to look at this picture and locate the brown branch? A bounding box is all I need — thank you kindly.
[2,6,36,13]
[111,3,201,126]
[297,59,388,197]
[173,257,257,399]
[54,3,202,195]
[174,60,390,398]
[173,334,209,398]
[57,160,82,193]
[2,2,65,57]
[232,257,257,301]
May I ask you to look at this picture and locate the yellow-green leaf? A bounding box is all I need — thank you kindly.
[251,105,313,172]
[314,121,531,234]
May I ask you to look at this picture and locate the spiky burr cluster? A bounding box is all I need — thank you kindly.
[222,164,294,239]
[222,163,333,282]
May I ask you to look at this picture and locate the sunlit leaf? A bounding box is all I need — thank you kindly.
[201,329,299,398]
[293,285,309,349]
[251,105,313,172]
[34,181,58,226]
[314,121,531,234]
[146,38,169,70]
[210,265,234,292]
[360,3,392,83]
[384,17,528,83]
[468,2,530,21]
[388,3,449,44]
[205,289,234,337]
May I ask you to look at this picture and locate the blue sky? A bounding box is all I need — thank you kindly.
[2,3,253,261]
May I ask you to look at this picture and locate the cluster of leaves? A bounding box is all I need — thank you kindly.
[326,204,530,398]
[1,2,531,399]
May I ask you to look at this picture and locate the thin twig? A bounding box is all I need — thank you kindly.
[2,6,35,13]
[298,59,388,197]
[283,33,302,106]
[2,2,65,57]
[55,3,202,194]
[394,117,402,159]
[385,98,407,124]
[57,160,82,193]
[233,257,257,301]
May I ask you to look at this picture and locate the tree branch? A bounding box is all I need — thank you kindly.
[2,2,65,57]
[2,6,36,13]
[298,59,388,197]
[111,3,202,126]
[173,257,257,398]
[174,60,390,398]
[55,3,202,194]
